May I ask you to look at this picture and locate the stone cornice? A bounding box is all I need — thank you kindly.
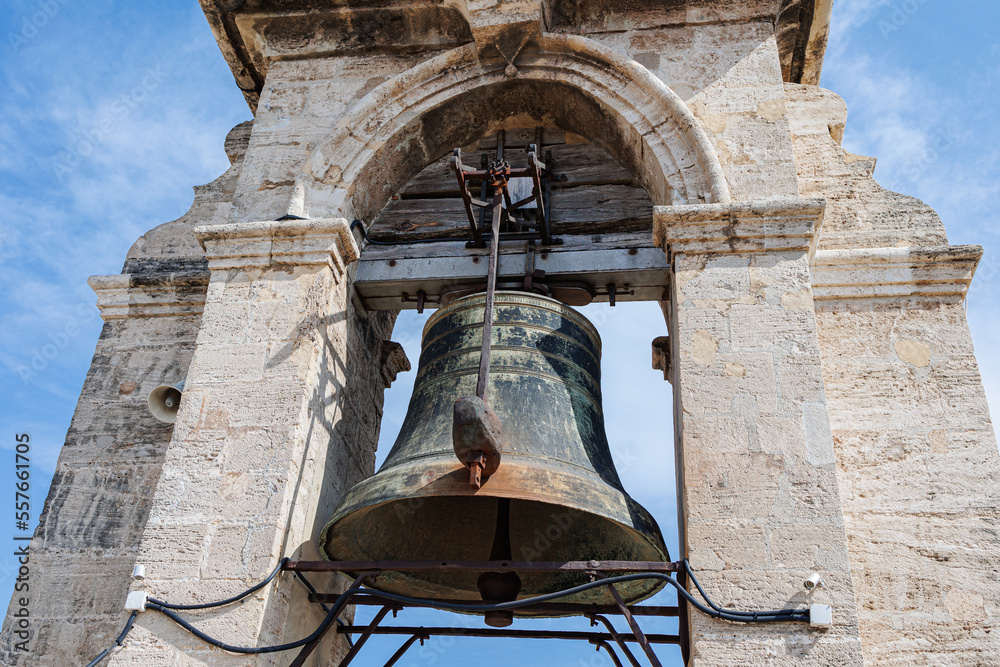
[201,1,824,112]
[194,218,359,273]
[777,0,833,85]
[653,198,826,260]
[89,271,209,321]
[810,245,983,303]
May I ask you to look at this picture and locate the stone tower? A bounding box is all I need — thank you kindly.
[4,0,999,665]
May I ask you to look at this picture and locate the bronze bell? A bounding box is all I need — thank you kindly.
[319,292,669,613]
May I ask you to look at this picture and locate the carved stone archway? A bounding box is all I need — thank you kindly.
[294,33,730,225]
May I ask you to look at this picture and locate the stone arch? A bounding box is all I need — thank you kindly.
[298,33,730,224]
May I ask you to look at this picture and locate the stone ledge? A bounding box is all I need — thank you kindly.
[89,272,210,321]
[653,198,826,260]
[194,217,359,273]
[810,245,983,303]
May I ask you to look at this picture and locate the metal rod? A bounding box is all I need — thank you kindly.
[543,149,553,244]
[588,614,642,667]
[476,180,503,401]
[338,606,394,667]
[289,572,373,667]
[523,240,535,291]
[383,634,427,667]
[480,153,489,241]
[608,583,663,667]
[677,568,690,664]
[327,594,679,618]
[452,149,483,247]
[284,560,679,574]
[527,150,549,244]
[593,639,626,667]
[289,634,322,667]
[336,625,681,644]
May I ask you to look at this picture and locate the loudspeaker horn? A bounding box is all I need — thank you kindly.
[147,381,185,424]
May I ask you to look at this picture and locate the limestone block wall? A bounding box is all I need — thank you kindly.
[658,200,865,666]
[232,52,441,223]
[594,23,801,200]
[0,271,208,666]
[816,300,1000,664]
[784,83,948,250]
[108,219,396,665]
[786,78,1000,664]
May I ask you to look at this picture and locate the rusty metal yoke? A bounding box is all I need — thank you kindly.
[451,144,557,248]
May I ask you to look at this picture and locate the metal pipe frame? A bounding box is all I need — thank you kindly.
[323,593,680,618]
[608,582,663,667]
[337,605,396,667]
[284,559,680,574]
[335,625,680,645]
[280,560,680,667]
[592,639,626,667]
[587,614,643,667]
[382,633,428,667]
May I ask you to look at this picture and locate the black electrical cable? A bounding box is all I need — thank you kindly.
[121,563,808,659]
[146,576,370,655]
[293,569,354,648]
[84,610,138,667]
[682,559,801,618]
[348,573,809,624]
[147,557,289,610]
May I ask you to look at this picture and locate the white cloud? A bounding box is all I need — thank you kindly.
[824,1,1000,428]
[829,0,894,36]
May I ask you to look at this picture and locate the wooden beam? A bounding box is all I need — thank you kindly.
[354,232,670,311]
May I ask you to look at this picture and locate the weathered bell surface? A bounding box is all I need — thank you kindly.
[319,292,669,608]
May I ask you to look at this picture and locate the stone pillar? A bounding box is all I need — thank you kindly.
[111,218,395,666]
[811,246,1000,664]
[656,199,866,665]
[0,266,207,666]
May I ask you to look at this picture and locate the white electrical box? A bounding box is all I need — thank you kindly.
[809,604,833,629]
[124,591,148,612]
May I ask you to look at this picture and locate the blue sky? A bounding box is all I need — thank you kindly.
[1,1,998,665]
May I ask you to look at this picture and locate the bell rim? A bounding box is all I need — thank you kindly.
[318,455,669,565]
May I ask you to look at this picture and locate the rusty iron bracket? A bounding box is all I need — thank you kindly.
[526,146,551,244]
[607,581,663,667]
[334,624,679,647]
[338,593,679,618]
[588,613,644,667]
[592,638,627,667]
[382,633,428,667]
[450,142,559,249]
[336,605,397,667]
[400,289,440,313]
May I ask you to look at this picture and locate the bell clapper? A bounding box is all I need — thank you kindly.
[478,498,523,627]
